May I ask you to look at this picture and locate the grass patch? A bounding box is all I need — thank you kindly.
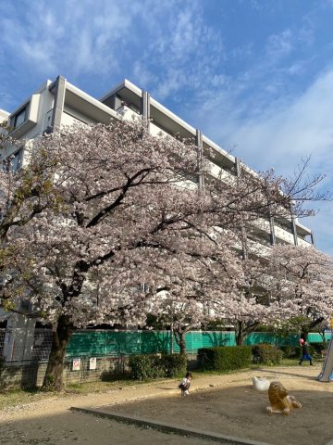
[0,378,154,410]
[279,358,301,366]
[0,388,55,411]
[65,379,139,394]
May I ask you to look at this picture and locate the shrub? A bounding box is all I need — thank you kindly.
[279,345,297,358]
[160,354,187,378]
[310,342,328,355]
[129,353,187,380]
[198,346,252,372]
[129,355,164,380]
[252,343,283,365]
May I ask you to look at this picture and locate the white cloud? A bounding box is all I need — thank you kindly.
[266,30,294,61]
[226,68,333,175]
[130,0,226,99]
[0,0,136,77]
[1,0,221,97]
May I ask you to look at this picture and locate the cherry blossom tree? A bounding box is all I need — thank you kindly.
[143,234,241,354]
[208,254,275,345]
[0,131,62,307]
[267,245,333,339]
[1,119,329,390]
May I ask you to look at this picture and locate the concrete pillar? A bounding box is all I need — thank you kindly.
[310,231,315,246]
[141,90,150,130]
[291,216,298,246]
[235,158,248,258]
[195,129,204,190]
[269,215,276,245]
[51,75,66,132]
[235,157,241,177]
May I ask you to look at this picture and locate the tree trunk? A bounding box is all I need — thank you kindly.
[174,331,186,355]
[42,315,73,391]
[309,317,325,332]
[235,321,244,346]
[300,331,308,342]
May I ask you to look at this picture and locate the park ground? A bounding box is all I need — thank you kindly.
[1,363,333,445]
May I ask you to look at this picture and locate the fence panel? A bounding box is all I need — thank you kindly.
[2,328,331,363]
[32,329,53,360]
[0,328,5,357]
[65,330,237,357]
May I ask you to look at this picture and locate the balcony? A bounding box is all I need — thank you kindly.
[274,225,295,244]
[247,238,271,257]
[251,218,271,234]
[9,94,40,138]
[297,237,312,247]
[116,105,140,123]
[206,160,236,186]
[149,121,170,138]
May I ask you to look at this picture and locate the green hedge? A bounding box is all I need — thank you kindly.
[129,353,187,380]
[310,342,328,355]
[279,345,297,358]
[252,343,283,365]
[160,354,187,378]
[198,346,252,371]
[129,354,163,380]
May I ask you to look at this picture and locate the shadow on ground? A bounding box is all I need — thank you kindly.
[0,409,226,445]
[91,380,333,445]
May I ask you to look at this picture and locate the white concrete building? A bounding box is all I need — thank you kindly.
[3,75,314,249]
[0,75,314,360]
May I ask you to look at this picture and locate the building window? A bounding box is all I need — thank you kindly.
[13,107,27,128]
[11,148,24,172]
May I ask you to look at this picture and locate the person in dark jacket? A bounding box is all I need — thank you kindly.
[299,340,313,366]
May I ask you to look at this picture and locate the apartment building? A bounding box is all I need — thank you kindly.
[2,75,314,249]
[0,75,314,361]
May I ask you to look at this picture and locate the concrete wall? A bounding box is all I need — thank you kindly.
[0,355,130,388]
[0,353,199,389]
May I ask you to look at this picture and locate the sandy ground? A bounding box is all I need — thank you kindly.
[1,364,333,445]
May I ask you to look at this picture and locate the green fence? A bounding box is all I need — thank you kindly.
[65,330,332,357]
[244,332,332,346]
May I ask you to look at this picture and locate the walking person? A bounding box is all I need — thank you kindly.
[179,372,192,396]
[299,339,313,366]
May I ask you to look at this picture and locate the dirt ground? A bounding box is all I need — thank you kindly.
[1,364,333,445]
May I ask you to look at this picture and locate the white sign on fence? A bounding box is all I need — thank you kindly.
[89,357,97,370]
[72,358,81,371]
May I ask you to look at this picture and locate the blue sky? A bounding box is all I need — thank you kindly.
[1,0,333,255]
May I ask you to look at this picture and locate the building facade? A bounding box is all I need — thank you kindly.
[1,75,314,250]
